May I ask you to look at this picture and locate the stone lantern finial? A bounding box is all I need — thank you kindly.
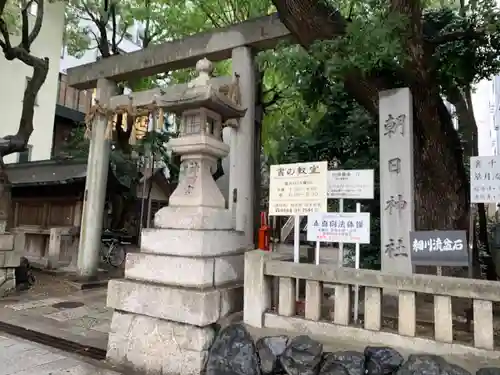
[188,58,213,88]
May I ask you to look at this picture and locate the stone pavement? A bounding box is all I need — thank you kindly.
[0,333,120,375]
[0,287,110,350]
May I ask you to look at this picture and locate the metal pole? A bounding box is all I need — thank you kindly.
[338,198,344,266]
[294,215,300,300]
[138,150,148,236]
[353,202,361,323]
[146,151,154,228]
[468,204,476,279]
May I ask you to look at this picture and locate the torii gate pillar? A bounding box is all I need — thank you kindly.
[230,46,256,244]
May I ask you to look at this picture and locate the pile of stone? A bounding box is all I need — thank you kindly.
[205,324,499,375]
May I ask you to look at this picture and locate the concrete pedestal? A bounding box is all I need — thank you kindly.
[0,234,19,296]
[106,206,249,375]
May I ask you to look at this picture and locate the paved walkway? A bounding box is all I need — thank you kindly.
[0,333,120,375]
[0,288,110,350]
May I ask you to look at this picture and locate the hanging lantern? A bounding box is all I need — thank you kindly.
[135,116,148,140]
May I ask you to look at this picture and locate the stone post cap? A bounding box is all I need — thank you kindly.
[189,58,214,88]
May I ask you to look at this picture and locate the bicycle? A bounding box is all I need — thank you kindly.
[100,237,127,267]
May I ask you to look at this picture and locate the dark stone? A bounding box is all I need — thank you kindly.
[319,358,350,375]
[15,257,35,291]
[396,355,471,375]
[205,323,260,375]
[280,335,323,375]
[322,351,365,375]
[364,346,404,375]
[477,369,500,375]
[256,336,289,375]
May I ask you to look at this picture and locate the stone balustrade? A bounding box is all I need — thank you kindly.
[244,250,500,360]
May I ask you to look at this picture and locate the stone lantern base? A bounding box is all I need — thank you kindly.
[106,205,249,375]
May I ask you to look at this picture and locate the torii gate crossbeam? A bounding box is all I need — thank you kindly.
[66,14,292,90]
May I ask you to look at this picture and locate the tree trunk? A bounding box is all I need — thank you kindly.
[271,0,469,233]
[0,0,50,232]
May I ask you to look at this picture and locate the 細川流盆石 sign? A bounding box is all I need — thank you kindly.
[268,161,328,216]
[410,230,468,267]
[327,169,374,200]
[306,212,370,244]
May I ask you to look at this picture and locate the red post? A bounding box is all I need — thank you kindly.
[258,211,271,251]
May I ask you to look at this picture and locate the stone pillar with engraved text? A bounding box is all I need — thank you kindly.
[379,88,415,275]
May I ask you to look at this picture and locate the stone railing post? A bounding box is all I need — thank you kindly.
[0,233,18,296]
[48,228,63,270]
[244,250,271,328]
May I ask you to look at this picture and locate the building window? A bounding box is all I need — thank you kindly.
[18,0,37,15]
[17,145,32,163]
[29,2,37,15]
[24,77,38,105]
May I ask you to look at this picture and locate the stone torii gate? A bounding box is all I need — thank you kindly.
[66,14,291,374]
[67,14,291,278]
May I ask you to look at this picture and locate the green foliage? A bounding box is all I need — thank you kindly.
[424,0,500,97]
[1,0,22,32]
[59,124,176,197]
[308,0,407,79]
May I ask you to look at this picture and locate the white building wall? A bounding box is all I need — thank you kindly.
[0,2,65,164]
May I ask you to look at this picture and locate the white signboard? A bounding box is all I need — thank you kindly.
[328,169,374,199]
[269,161,328,216]
[306,212,370,244]
[470,156,500,203]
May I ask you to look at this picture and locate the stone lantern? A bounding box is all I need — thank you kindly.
[164,58,245,208]
[106,58,249,375]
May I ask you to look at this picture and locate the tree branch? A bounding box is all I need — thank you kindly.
[110,3,118,54]
[426,27,484,45]
[0,51,49,156]
[81,0,99,25]
[114,24,129,52]
[87,27,100,46]
[263,90,283,112]
[27,0,44,46]
[199,3,222,28]
[20,0,31,50]
[0,0,7,17]
[0,18,11,52]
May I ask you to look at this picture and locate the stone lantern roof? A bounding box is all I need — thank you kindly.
[159,58,246,121]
